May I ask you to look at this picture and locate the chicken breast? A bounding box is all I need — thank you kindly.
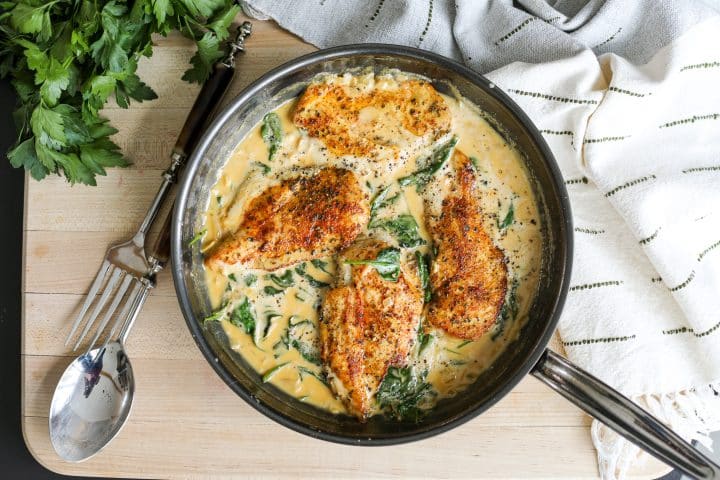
[293,77,451,159]
[425,150,508,339]
[205,168,369,271]
[320,239,423,419]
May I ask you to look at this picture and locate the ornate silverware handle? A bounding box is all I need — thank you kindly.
[532,349,720,479]
[141,22,252,267]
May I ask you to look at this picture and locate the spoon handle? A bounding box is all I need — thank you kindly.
[151,208,173,267]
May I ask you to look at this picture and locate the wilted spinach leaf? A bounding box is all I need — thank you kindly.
[345,247,401,282]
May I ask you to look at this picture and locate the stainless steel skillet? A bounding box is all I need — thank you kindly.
[171,45,720,479]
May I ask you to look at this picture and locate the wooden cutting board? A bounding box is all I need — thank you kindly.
[21,14,668,479]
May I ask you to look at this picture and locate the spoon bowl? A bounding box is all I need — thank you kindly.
[49,341,134,462]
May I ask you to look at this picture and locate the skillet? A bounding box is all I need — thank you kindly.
[171,45,720,479]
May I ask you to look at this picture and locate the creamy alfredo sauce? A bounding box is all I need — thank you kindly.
[199,72,542,417]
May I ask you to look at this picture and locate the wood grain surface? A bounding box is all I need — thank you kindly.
[21,14,668,479]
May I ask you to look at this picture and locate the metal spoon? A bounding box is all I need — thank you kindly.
[49,322,136,462]
[48,22,253,462]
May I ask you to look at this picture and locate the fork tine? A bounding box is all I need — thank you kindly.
[71,267,123,351]
[65,259,111,346]
[84,273,134,354]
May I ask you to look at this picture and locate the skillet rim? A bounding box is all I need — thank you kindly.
[171,43,574,446]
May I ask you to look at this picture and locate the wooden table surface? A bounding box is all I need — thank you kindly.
[21,14,667,479]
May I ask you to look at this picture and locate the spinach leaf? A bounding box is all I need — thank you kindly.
[253,161,271,175]
[289,317,313,327]
[491,277,519,341]
[369,185,400,221]
[311,258,331,274]
[272,329,290,358]
[398,136,458,189]
[417,318,433,355]
[243,273,257,286]
[267,269,294,288]
[264,312,282,338]
[293,341,321,365]
[227,273,237,283]
[188,229,206,246]
[263,285,285,296]
[345,247,401,282]
[376,366,435,421]
[371,214,426,248]
[229,297,255,334]
[298,366,330,387]
[498,202,514,230]
[295,263,330,288]
[203,309,223,324]
[289,320,321,365]
[415,251,431,303]
[262,362,289,383]
[260,112,282,161]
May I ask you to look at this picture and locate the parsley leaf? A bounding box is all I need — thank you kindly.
[182,31,224,83]
[39,57,70,105]
[8,2,52,42]
[207,3,241,40]
[7,138,46,180]
[1,0,240,184]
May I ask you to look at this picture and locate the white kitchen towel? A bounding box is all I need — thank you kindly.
[240,1,720,478]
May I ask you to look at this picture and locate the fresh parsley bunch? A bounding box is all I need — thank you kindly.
[0,0,240,185]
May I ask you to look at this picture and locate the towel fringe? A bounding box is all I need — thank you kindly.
[591,383,720,479]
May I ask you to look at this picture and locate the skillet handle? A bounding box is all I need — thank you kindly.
[531,349,720,479]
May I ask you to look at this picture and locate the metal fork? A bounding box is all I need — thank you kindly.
[63,200,165,353]
[64,22,253,354]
